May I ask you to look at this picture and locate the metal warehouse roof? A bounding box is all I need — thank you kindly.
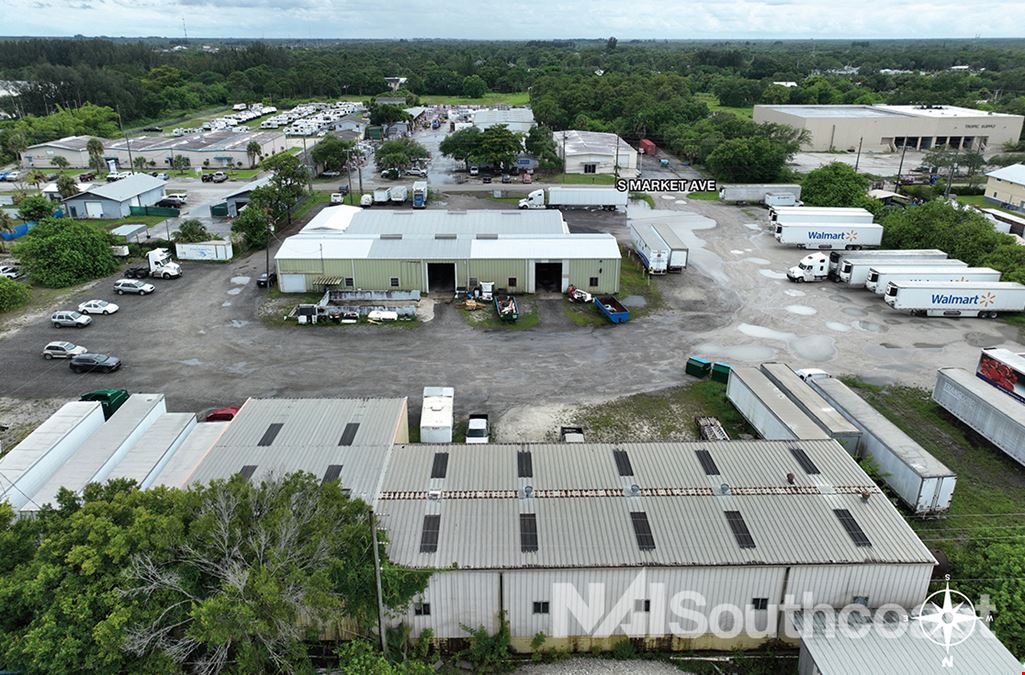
[301,204,362,232]
[760,363,860,438]
[558,129,635,157]
[74,174,166,202]
[791,611,1021,675]
[369,236,471,259]
[729,367,831,440]
[27,135,91,151]
[187,398,407,503]
[469,234,621,260]
[26,394,166,511]
[150,421,230,488]
[107,130,283,153]
[276,237,376,261]
[376,442,935,570]
[105,413,196,488]
[986,163,1025,186]
[342,209,568,236]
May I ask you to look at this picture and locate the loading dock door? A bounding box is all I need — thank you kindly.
[534,262,562,292]
[427,263,456,293]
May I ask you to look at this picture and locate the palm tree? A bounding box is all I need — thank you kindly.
[133,156,148,173]
[51,155,70,171]
[86,137,105,174]
[246,141,262,168]
[56,174,80,200]
[28,170,46,188]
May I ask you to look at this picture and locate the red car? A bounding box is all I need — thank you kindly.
[204,406,240,422]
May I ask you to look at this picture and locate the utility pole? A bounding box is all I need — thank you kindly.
[944,147,961,200]
[370,510,388,655]
[894,143,909,193]
[853,137,863,172]
[117,106,135,174]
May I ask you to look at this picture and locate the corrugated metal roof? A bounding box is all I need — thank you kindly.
[26,394,166,510]
[27,135,91,151]
[376,441,935,569]
[343,210,567,236]
[106,413,196,488]
[760,363,860,437]
[301,204,362,232]
[150,421,230,488]
[188,398,407,503]
[558,130,636,158]
[276,237,375,261]
[80,174,166,202]
[224,176,272,199]
[729,367,832,440]
[470,234,620,260]
[792,611,1021,674]
[369,237,471,259]
[986,163,1025,185]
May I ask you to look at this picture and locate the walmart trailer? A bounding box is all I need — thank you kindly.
[629,223,669,275]
[726,367,831,441]
[759,363,861,454]
[932,367,1025,469]
[809,377,956,514]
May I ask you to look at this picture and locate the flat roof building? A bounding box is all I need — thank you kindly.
[21,135,93,168]
[556,130,639,177]
[472,108,536,134]
[753,104,1024,153]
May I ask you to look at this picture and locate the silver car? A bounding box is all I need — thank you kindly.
[51,311,92,328]
[113,279,155,295]
[42,341,88,359]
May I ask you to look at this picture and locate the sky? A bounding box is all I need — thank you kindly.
[1,0,1024,39]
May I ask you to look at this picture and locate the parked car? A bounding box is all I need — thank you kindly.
[0,264,21,280]
[42,341,87,359]
[469,166,479,176]
[205,406,240,422]
[359,194,374,207]
[44,173,59,181]
[4,170,21,182]
[210,172,228,183]
[77,172,96,182]
[482,175,492,184]
[319,170,341,178]
[77,299,119,315]
[405,167,427,177]
[106,171,131,182]
[256,272,277,288]
[123,266,150,279]
[142,126,163,132]
[521,172,533,184]
[155,198,182,208]
[466,413,490,444]
[113,279,155,295]
[336,184,350,196]
[51,311,92,328]
[150,172,169,180]
[380,168,401,180]
[501,174,512,184]
[201,173,215,183]
[69,353,122,374]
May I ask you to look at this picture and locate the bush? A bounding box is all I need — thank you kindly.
[610,639,637,660]
[14,217,118,287]
[801,162,870,207]
[0,276,30,312]
[459,612,512,673]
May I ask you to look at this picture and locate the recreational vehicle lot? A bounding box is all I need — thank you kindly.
[0,193,1019,432]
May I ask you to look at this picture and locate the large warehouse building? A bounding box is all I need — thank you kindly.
[556,130,639,176]
[274,208,622,295]
[753,104,1024,153]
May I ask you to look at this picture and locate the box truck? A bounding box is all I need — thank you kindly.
[652,223,689,272]
[759,362,861,454]
[827,249,949,278]
[866,266,1001,295]
[769,206,875,225]
[809,376,956,514]
[837,258,966,286]
[773,222,883,250]
[420,386,454,444]
[883,280,1025,318]
[933,367,1025,470]
[412,181,428,208]
[976,347,1025,405]
[518,187,628,211]
[629,223,669,275]
[725,367,831,441]
[718,184,801,203]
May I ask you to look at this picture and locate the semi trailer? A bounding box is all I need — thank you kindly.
[770,206,875,225]
[933,367,1025,470]
[827,249,949,278]
[629,223,670,275]
[725,367,831,441]
[866,266,1000,295]
[883,280,1025,317]
[651,223,690,272]
[518,187,628,211]
[976,347,1025,404]
[837,257,966,286]
[718,183,801,203]
[773,222,884,250]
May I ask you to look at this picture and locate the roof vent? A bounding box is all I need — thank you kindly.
[427,489,442,501]
[521,485,534,499]
[719,483,731,496]
[435,233,457,240]
[625,484,641,497]
[861,489,872,502]
[380,233,403,240]
[787,473,796,485]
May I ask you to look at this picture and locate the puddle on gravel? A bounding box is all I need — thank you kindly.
[221,301,232,307]
[675,199,688,205]
[758,269,788,280]
[742,257,770,265]
[629,208,726,285]
[743,223,762,231]
[620,295,647,307]
[694,342,778,362]
[785,305,817,316]
[826,321,851,332]
[178,358,203,366]
[854,320,885,333]
[226,288,242,295]
[660,194,676,200]
[229,319,249,328]
[739,323,794,341]
[784,289,806,297]
[913,342,947,349]
[842,306,868,318]
[789,335,837,362]
[230,276,250,285]
[730,249,745,255]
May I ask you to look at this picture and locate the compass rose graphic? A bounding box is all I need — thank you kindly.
[915,583,979,666]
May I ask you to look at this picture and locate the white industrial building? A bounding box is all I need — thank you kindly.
[472,107,536,134]
[556,130,639,177]
[753,104,1024,153]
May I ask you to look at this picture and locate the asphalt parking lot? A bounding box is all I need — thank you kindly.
[0,191,1021,432]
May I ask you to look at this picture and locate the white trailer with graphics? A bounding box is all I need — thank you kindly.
[770,206,875,225]
[883,280,1025,318]
[838,258,967,287]
[866,266,1001,294]
[773,222,884,250]
[933,367,1025,469]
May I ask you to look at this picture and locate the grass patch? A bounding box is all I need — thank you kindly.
[629,192,655,208]
[574,381,755,442]
[695,93,754,119]
[418,92,530,106]
[954,194,1021,216]
[687,190,720,201]
[563,301,608,327]
[292,191,333,221]
[486,195,522,205]
[461,300,540,330]
[618,247,664,318]
[544,173,617,185]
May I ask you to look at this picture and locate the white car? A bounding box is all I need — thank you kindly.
[42,341,87,359]
[0,264,21,279]
[77,299,120,315]
[113,279,155,295]
[359,194,374,207]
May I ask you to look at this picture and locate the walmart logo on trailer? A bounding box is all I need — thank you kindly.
[808,230,859,241]
[931,294,981,305]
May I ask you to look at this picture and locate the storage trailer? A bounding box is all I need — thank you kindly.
[837,258,966,286]
[726,367,831,441]
[105,412,197,489]
[150,421,230,488]
[770,206,875,225]
[421,386,454,444]
[976,347,1025,405]
[518,187,628,211]
[412,181,428,209]
[773,222,884,250]
[809,377,956,514]
[718,184,801,203]
[651,223,690,272]
[827,249,949,278]
[866,266,1001,295]
[933,367,1025,469]
[759,363,861,454]
[629,223,670,275]
[883,280,1025,318]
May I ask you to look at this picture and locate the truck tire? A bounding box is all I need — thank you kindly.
[163,272,171,279]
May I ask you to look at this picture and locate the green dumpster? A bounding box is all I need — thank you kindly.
[685,356,712,379]
[80,388,130,420]
[710,362,733,384]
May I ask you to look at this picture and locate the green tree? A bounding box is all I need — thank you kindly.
[86,137,105,174]
[369,104,411,127]
[132,155,148,172]
[606,36,618,51]
[705,137,787,182]
[461,74,488,99]
[524,125,560,170]
[170,155,190,174]
[311,135,355,173]
[376,137,429,170]
[56,174,79,199]
[470,125,523,170]
[171,219,213,243]
[257,153,310,230]
[246,140,262,168]
[801,162,871,207]
[50,155,70,170]
[439,127,482,170]
[17,194,55,222]
[982,244,1025,284]
[230,203,272,250]
[13,217,118,287]
[0,209,14,252]
[335,641,433,674]
[881,200,1007,266]
[0,276,30,313]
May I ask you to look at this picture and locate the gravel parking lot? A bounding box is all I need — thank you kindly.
[0,191,1020,434]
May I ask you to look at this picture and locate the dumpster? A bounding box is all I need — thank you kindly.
[686,357,712,379]
[710,362,733,384]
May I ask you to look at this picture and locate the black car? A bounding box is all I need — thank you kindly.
[78,172,96,182]
[123,266,150,279]
[69,353,122,374]
[257,272,277,288]
[482,175,493,184]
[142,126,163,132]
[337,185,350,196]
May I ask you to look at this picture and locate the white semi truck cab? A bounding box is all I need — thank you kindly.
[518,189,546,209]
[787,252,830,282]
[147,248,181,279]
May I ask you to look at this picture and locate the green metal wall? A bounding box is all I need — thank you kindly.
[465,259,529,291]
[570,258,620,294]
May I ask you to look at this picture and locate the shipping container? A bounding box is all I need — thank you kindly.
[175,240,234,261]
[759,363,861,454]
[809,377,956,514]
[976,347,1025,405]
[726,367,831,441]
[638,138,657,156]
[629,223,669,275]
[651,223,690,272]
[932,368,1025,469]
[837,258,966,286]
[866,266,1000,295]
[718,184,801,203]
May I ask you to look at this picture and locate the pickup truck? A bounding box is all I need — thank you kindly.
[466,414,490,444]
[594,296,630,324]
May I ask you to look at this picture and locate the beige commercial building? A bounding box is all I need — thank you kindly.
[985,164,1025,213]
[556,130,639,177]
[753,104,1024,153]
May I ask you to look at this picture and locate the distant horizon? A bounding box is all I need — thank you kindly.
[2,35,1025,42]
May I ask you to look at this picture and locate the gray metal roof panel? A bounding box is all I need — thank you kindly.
[729,367,832,440]
[150,421,230,488]
[82,174,166,202]
[368,237,472,259]
[760,363,860,437]
[344,210,567,236]
[106,413,196,485]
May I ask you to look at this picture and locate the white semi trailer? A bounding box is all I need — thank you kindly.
[773,222,883,250]
[770,206,875,225]
[628,223,669,275]
[883,280,1025,318]
[718,183,801,203]
[725,367,831,441]
[518,187,628,211]
[837,258,966,286]
[827,249,949,278]
[933,368,1025,470]
[866,266,1001,295]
